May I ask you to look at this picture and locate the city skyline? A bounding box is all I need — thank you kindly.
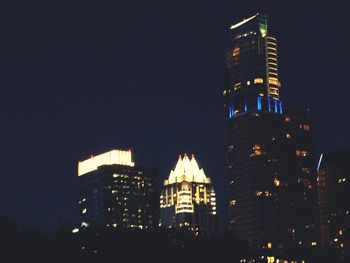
[1,1,350,235]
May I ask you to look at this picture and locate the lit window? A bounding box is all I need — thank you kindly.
[247,81,251,85]
[82,208,87,214]
[311,241,317,246]
[273,178,280,186]
[233,47,240,57]
[296,150,309,157]
[254,78,264,84]
[268,77,279,85]
[255,191,271,197]
[286,133,291,139]
[267,242,272,249]
[250,144,263,157]
[299,124,310,131]
[234,82,241,90]
[338,178,346,183]
[229,200,236,206]
[302,167,310,174]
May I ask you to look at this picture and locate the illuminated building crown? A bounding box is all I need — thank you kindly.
[165,154,211,185]
[78,149,134,176]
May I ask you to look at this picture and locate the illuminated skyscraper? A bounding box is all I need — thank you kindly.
[224,13,281,117]
[317,149,350,260]
[160,154,217,235]
[224,14,319,259]
[77,149,158,230]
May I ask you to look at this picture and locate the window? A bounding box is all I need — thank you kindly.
[254,78,264,84]
[296,150,309,157]
[299,124,310,131]
[273,178,280,186]
[268,77,279,85]
[233,47,240,56]
[229,200,236,206]
[234,82,241,90]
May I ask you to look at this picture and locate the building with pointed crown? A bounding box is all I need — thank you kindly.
[160,154,217,235]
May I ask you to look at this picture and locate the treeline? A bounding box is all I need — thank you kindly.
[0,215,346,263]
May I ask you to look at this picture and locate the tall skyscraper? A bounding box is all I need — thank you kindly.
[77,149,159,230]
[160,154,217,235]
[317,149,349,261]
[225,13,281,116]
[224,14,319,260]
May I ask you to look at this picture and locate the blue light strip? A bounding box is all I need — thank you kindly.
[274,100,278,113]
[279,101,283,114]
[229,103,234,118]
[257,97,262,111]
[267,97,271,112]
[244,101,248,112]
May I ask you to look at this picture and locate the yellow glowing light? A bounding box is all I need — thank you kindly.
[254,78,264,84]
[267,242,272,249]
[165,154,211,185]
[274,178,280,186]
[268,77,279,85]
[233,47,240,57]
[78,149,134,176]
[230,199,236,206]
[267,256,275,263]
[234,82,241,90]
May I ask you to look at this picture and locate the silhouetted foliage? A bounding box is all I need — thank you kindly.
[0,215,347,263]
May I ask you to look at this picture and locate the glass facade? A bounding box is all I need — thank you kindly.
[318,149,350,260]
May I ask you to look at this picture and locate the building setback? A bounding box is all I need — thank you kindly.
[77,149,158,230]
[317,149,349,260]
[224,13,319,259]
[160,154,217,236]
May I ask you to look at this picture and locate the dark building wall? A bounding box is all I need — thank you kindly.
[318,149,350,258]
[226,109,318,251]
[78,164,159,230]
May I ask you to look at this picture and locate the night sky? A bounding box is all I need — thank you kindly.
[1,1,349,232]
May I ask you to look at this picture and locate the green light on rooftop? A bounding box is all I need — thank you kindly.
[259,23,267,37]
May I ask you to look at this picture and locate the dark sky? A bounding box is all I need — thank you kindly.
[0,1,349,232]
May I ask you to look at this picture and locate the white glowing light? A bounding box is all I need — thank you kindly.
[317,153,323,171]
[78,149,134,176]
[230,13,259,30]
[165,154,211,185]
